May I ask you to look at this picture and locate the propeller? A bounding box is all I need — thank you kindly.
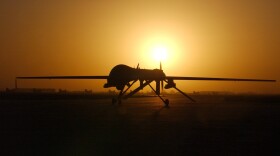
[161,80,164,91]
[160,61,164,91]
[155,61,164,95]
[136,63,139,69]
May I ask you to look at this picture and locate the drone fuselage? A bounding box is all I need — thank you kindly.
[104,64,165,90]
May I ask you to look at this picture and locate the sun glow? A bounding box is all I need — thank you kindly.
[137,34,187,72]
[152,45,168,61]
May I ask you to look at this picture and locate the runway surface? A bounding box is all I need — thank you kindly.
[1,95,280,155]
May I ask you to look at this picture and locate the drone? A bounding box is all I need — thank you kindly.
[16,63,276,106]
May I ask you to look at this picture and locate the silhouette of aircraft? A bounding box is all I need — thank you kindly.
[16,63,276,106]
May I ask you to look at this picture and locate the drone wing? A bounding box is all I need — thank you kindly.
[16,76,109,79]
[166,76,276,82]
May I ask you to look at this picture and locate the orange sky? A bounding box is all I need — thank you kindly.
[0,0,279,93]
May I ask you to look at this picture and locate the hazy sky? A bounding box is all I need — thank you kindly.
[1,0,279,93]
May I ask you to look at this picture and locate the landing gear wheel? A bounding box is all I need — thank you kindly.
[164,99,169,107]
[112,97,117,105]
[118,99,122,105]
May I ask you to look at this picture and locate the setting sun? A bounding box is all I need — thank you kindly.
[138,34,185,70]
[152,45,168,61]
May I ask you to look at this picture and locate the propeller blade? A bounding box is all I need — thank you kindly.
[161,80,164,91]
[160,61,163,91]
[136,63,139,69]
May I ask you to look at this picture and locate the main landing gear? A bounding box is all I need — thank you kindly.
[147,83,169,107]
[164,99,169,107]
[111,79,195,107]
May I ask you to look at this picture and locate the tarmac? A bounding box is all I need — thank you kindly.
[1,95,280,155]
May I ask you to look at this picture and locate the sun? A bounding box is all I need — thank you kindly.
[152,45,168,61]
[138,35,183,69]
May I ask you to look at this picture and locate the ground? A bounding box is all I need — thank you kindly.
[1,94,280,155]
